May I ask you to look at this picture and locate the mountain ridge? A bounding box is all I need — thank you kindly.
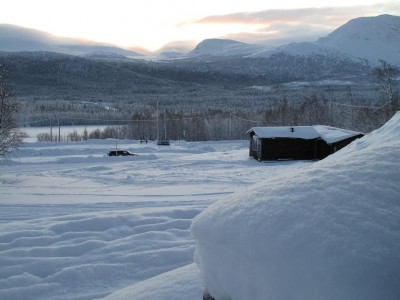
[317,14,400,64]
[1,15,399,66]
[0,24,144,58]
[1,15,398,89]
[179,14,400,66]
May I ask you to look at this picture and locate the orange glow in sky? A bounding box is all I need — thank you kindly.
[1,0,399,51]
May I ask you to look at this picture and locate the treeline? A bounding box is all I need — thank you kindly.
[19,82,384,127]
[170,52,371,81]
[2,51,398,141]
[35,93,399,142]
[1,51,378,126]
[0,51,257,101]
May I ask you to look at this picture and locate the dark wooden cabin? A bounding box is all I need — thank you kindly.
[247,126,363,161]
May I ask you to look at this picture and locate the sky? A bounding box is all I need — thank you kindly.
[1,0,399,52]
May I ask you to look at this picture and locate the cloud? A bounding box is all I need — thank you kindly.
[181,3,400,45]
[157,40,197,54]
[223,24,333,46]
[192,3,399,26]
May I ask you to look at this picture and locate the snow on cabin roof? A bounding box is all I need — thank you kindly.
[313,125,363,144]
[247,126,362,144]
[247,126,321,140]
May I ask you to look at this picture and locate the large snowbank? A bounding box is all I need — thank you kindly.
[192,112,400,300]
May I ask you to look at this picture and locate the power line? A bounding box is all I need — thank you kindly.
[21,113,260,127]
[329,100,390,110]
[231,114,263,124]
[21,99,389,128]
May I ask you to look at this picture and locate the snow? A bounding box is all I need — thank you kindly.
[2,112,399,300]
[191,112,400,300]
[317,14,400,65]
[0,138,310,299]
[103,264,202,300]
[282,79,354,88]
[313,125,363,144]
[248,126,320,139]
[188,38,265,58]
[240,15,400,66]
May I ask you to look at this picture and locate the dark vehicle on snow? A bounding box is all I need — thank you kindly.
[108,150,137,156]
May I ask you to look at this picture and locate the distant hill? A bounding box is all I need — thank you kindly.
[0,15,397,118]
[0,51,259,102]
[188,38,265,58]
[0,24,143,58]
[317,14,400,64]
[2,15,399,66]
[158,15,400,82]
[175,14,400,67]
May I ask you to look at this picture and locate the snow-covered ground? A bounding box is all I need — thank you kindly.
[192,112,400,300]
[4,112,399,300]
[0,138,310,299]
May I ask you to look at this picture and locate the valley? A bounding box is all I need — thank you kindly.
[0,14,399,138]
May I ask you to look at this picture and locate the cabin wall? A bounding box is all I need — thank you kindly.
[249,135,259,159]
[260,138,319,161]
[316,139,331,160]
[331,134,364,153]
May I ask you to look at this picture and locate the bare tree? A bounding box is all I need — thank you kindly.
[0,62,23,156]
[373,60,399,115]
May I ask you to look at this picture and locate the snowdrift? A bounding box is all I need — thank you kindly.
[102,264,202,300]
[191,112,400,300]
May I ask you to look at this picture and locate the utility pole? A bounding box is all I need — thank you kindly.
[57,116,60,142]
[157,101,160,141]
[50,116,53,142]
[229,113,232,140]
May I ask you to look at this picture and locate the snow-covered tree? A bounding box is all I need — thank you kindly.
[0,62,23,156]
[373,60,399,121]
[370,60,400,130]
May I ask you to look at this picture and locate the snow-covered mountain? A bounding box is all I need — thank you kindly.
[160,14,399,82]
[2,14,398,66]
[188,38,266,58]
[317,14,400,65]
[184,14,400,66]
[1,15,398,84]
[0,24,143,58]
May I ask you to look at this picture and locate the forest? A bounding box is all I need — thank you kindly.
[1,51,398,141]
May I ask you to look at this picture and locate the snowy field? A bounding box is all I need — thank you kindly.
[0,137,310,299]
[3,113,399,300]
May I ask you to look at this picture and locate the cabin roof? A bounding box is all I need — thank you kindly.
[313,125,363,144]
[247,126,362,144]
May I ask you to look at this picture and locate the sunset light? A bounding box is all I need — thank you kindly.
[1,0,399,299]
[1,0,399,51]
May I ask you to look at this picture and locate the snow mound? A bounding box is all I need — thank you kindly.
[102,264,202,300]
[191,112,400,300]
